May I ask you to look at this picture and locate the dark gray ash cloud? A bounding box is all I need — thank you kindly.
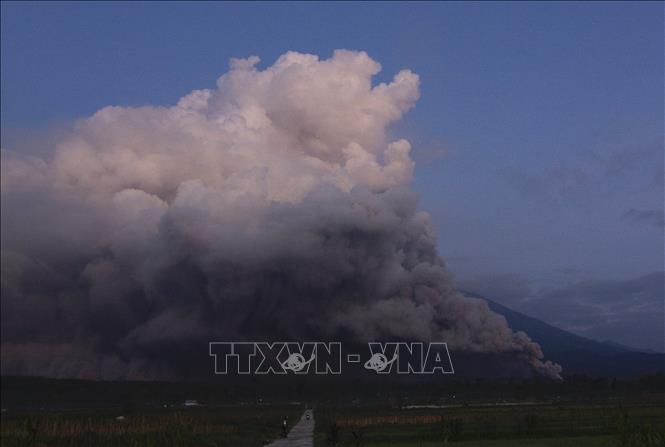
[0,50,561,380]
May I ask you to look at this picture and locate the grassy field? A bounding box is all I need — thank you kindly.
[314,402,665,447]
[340,435,615,446]
[0,405,301,447]
[1,401,663,446]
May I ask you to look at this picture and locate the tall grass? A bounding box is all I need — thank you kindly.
[1,406,301,447]
[314,402,665,446]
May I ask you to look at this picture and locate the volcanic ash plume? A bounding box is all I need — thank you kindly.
[0,50,562,380]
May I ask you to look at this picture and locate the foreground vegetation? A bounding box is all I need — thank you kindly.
[314,402,665,447]
[0,406,300,447]
[2,401,663,447]
[337,436,615,446]
[1,375,663,446]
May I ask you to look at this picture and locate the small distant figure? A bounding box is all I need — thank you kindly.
[282,415,288,437]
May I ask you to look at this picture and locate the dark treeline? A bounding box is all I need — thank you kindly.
[2,374,663,411]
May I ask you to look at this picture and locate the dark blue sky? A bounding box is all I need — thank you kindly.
[2,2,663,350]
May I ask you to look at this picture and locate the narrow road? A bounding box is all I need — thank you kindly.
[264,410,314,447]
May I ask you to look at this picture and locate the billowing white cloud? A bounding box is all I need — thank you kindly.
[1,50,560,380]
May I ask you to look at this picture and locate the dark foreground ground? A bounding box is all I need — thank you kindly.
[1,375,663,446]
[1,405,302,447]
[313,401,664,446]
[2,401,663,447]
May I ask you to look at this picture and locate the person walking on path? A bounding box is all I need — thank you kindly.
[265,411,314,447]
[281,415,288,437]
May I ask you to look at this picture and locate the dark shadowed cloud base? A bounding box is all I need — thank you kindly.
[1,51,561,380]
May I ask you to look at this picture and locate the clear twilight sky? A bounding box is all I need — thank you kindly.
[1,2,663,351]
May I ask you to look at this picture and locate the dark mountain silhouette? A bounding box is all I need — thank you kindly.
[462,291,665,377]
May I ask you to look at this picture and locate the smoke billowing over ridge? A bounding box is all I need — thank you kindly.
[1,50,561,380]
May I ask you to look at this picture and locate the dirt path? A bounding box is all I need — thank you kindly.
[264,410,314,447]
